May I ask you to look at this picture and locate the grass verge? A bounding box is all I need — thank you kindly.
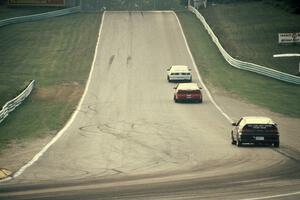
[0,13,102,151]
[176,11,300,118]
[200,2,300,75]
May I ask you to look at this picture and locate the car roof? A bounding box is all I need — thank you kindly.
[240,116,275,127]
[177,83,199,90]
[170,65,189,71]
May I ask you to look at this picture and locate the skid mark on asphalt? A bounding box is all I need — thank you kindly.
[87,104,98,114]
[79,125,100,134]
[96,122,158,152]
[108,55,115,67]
[111,169,123,174]
[126,56,132,66]
[77,120,189,167]
[77,93,99,114]
[272,145,300,164]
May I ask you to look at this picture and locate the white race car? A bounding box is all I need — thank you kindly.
[231,116,280,147]
[167,65,192,82]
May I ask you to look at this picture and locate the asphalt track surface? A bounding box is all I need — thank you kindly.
[1,11,300,200]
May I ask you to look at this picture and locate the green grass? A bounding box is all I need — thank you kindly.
[177,11,300,117]
[200,2,300,75]
[0,5,60,20]
[0,13,102,151]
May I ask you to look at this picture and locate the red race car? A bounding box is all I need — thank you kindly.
[173,83,202,103]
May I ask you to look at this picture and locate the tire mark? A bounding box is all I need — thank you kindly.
[88,104,98,114]
[272,145,300,164]
[108,55,115,68]
[111,169,123,174]
[96,121,184,165]
[79,125,100,134]
[126,56,132,67]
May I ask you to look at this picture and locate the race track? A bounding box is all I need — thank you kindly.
[1,11,300,200]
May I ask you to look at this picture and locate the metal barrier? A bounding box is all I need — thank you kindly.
[0,7,80,123]
[0,80,35,124]
[0,6,81,27]
[188,6,300,85]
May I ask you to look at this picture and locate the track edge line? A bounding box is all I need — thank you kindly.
[172,11,233,124]
[239,190,300,200]
[0,11,107,183]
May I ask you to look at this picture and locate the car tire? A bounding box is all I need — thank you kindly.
[231,139,236,145]
[189,78,192,82]
[274,142,279,148]
[237,139,242,147]
[174,95,178,103]
[198,99,202,103]
[231,132,236,145]
[167,76,170,82]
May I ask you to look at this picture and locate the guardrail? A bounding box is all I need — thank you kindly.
[0,6,81,28]
[0,80,35,124]
[188,6,300,85]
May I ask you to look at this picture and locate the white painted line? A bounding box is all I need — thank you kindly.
[0,12,107,183]
[240,190,300,200]
[273,53,300,57]
[1,13,299,200]
[173,11,233,124]
[174,11,300,200]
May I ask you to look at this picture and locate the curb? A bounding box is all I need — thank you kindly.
[0,168,12,180]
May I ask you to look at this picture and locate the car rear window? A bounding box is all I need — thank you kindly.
[242,124,278,133]
[177,90,200,94]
